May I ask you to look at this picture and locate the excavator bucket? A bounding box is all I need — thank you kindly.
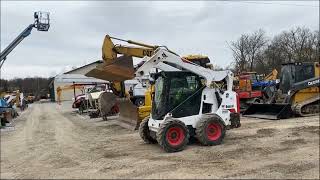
[85,55,140,130]
[243,103,293,120]
[116,98,140,130]
[85,55,135,82]
[99,92,117,117]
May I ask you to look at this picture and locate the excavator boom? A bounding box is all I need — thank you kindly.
[102,35,157,62]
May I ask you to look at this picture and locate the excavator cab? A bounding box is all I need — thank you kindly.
[34,11,50,31]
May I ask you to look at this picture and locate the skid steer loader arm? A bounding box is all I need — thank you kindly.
[135,48,234,90]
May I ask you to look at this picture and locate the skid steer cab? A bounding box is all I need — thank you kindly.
[139,71,240,153]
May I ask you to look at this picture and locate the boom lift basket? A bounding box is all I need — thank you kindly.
[243,103,293,120]
[34,11,50,31]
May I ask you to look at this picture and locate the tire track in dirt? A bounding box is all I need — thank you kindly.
[1,103,319,179]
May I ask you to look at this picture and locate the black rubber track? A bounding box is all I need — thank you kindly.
[139,117,157,144]
[156,118,189,153]
[195,114,226,146]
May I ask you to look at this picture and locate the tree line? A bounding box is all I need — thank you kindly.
[229,26,319,75]
[0,77,53,97]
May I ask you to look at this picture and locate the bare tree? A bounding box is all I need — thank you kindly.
[229,34,249,73]
[230,27,319,75]
[272,27,318,63]
[247,29,268,71]
[229,29,268,73]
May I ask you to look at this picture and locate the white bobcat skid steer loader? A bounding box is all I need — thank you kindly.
[136,48,241,153]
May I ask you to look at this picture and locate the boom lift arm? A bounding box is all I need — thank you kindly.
[0,12,50,68]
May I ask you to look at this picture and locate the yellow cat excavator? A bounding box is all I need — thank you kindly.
[86,35,212,129]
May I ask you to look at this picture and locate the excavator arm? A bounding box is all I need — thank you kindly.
[102,35,158,62]
[87,35,162,96]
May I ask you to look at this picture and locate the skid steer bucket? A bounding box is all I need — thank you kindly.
[243,103,293,120]
[116,98,140,130]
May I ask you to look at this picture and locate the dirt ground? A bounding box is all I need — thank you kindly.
[1,102,319,179]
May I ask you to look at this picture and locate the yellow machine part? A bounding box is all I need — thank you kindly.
[15,90,21,107]
[88,34,216,129]
[0,92,8,98]
[264,69,278,81]
[292,62,320,105]
[183,54,208,60]
[102,35,157,62]
[292,87,319,104]
[56,84,85,104]
[137,84,154,121]
[88,35,159,129]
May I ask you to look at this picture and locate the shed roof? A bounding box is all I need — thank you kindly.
[64,60,103,74]
[54,74,108,84]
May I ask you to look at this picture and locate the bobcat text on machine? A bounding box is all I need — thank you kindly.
[135,48,241,152]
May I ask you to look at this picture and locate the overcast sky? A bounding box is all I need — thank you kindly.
[1,1,319,79]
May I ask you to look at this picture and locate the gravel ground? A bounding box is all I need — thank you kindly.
[1,102,319,179]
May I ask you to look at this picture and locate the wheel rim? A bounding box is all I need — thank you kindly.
[166,126,185,146]
[206,122,222,141]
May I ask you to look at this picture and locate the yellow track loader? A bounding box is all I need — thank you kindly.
[243,62,319,119]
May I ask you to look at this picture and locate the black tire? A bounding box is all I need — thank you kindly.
[79,103,85,114]
[156,118,189,153]
[1,118,6,127]
[139,117,157,144]
[196,114,226,146]
[134,98,145,107]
